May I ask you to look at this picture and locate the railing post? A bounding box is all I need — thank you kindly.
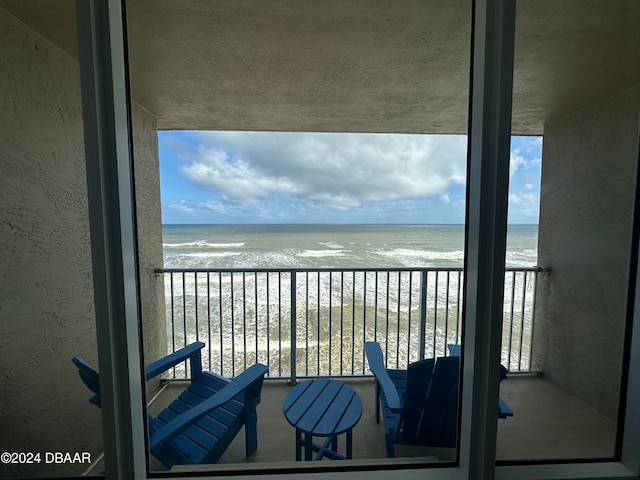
[418,269,427,360]
[289,271,297,385]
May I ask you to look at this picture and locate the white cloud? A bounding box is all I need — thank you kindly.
[169,200,197,214]
[510,149,541,178]
[512,190,539,203]
[525,137,543,153]
[180,150,302,202]
[161,132,543,223]
[508,184,540,223]
[176,132,467,210]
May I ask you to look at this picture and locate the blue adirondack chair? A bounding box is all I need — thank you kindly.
[446,343,513,418]
[364,341,512,458]
[364,342,459,457]
[72,342,268,467]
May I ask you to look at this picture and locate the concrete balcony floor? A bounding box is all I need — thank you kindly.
[150,375,616,473]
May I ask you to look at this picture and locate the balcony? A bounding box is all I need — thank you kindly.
[146,375,615,472]
[130,266,613,471]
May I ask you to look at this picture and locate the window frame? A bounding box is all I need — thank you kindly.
[76,0,640,479]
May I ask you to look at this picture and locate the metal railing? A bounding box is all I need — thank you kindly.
[155,266,545,381]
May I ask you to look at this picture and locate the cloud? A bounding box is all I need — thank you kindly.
[160,131,542,224]
[510,137,542,179]
[508,181,540,223]
[509,192,538,205]
[175,132,468,210]
[510,150,541,178]
[169,200,197,214]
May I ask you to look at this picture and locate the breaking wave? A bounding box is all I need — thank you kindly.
[163,240,245,248]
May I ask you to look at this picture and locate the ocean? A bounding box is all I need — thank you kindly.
[162,223,538,269]
[161,224,539,376]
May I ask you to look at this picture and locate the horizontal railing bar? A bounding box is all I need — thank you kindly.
[156,266,547,274]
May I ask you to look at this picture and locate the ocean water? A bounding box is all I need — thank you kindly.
[161,224,539,376]
[162,223,538,269]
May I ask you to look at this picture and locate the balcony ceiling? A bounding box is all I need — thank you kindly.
[2,0,639,135]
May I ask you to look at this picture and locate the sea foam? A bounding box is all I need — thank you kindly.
[298,249,349,258]
[163,240,245,248]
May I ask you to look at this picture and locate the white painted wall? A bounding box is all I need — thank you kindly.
[534,86,640,418]
[0,7,165,478]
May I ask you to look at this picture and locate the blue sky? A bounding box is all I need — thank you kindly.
[158,131,541,224]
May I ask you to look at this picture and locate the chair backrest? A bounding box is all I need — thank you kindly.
[405,358,435,401]
[72,357,101,407]
[406,356,459,448]
[427,356,459,404]
[401,358,435,439]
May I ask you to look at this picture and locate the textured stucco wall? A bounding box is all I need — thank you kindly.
[0,9,99,479]
[0,7,164,478]
[534,86,640,418]
[132,105,167,382]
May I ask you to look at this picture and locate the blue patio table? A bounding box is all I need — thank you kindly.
[283,378,363,461]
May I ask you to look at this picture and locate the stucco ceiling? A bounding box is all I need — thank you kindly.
[2,0,639,135]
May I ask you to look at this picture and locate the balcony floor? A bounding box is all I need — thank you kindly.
[149,375,616,473]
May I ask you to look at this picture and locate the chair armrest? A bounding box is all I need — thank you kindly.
[447,344,461,356]
[149,363,269,448]
[364,342,402,411]
[145,342,206,381]
[499,398,514,418]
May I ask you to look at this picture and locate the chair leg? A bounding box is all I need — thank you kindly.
[385,431,396,458]
[245,404,258,457]
[303,431,313,461]
[374,380,380,423]
[295,428,302,461]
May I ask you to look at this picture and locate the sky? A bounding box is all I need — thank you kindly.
[158,131,542,225]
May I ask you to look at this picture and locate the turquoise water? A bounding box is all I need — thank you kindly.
[162,224,538,269]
